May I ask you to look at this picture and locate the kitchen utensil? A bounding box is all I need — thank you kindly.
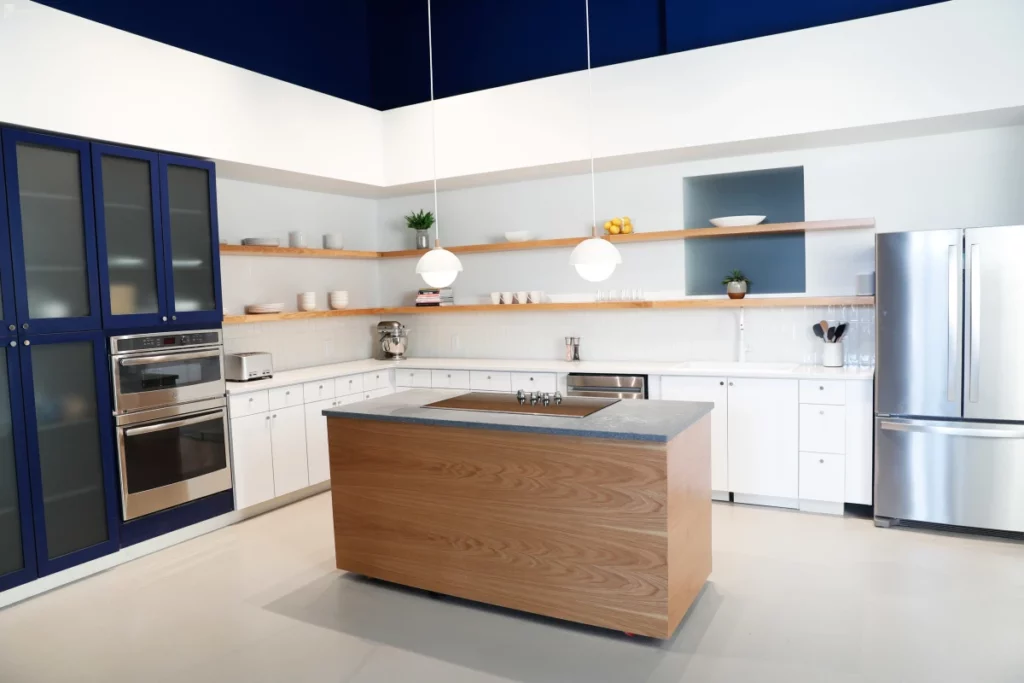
[288,231,306,248]
[834,323,847,342]
[504,231,531,242]
[819,320,829,337]
[241,237,280,247]
[323,234,344,250]
[515,291,528,304]
[245,303,284,314]
[710,215,767,228]
[827,326,836,342]
[565,337,574,362]
[812,324,825,340]
[490,292,501,305]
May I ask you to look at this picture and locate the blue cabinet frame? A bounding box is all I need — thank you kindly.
[92,143,172,329]
[18,330,120,576]
[158,154,223,326]
[0,129,103,334]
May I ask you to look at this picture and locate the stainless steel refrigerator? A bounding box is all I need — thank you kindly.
[875,225,1024,534]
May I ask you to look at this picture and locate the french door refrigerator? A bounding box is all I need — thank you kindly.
[875,225,1024,533]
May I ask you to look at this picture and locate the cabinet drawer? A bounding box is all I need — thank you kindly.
[395,368,431,388]
[470,370,512,392]
[336,374,365,396]
[799,404,846,454]
[510,372,556,393]
[362,370,393,391]
[799,380,845,405]
[268,385,303,410]
[302,379,335,403]
[431,369,471,389]
[361,387,394,401]
[228,390,269,417]
[799,451,845,503]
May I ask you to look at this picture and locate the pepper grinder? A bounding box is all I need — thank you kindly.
[571,336,581,362]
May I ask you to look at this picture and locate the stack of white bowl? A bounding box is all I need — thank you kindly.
[328,291,349,310]
[297,292,316,312]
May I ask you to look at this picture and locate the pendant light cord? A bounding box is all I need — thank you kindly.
[427,0,440,249]
[585,0,597,238]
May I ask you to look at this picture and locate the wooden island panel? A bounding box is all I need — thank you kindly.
[328,415,711,638]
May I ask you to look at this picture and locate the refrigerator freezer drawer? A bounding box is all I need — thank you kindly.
[875,417,1024,533]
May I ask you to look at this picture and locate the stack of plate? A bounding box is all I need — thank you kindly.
[245,303,284,314]
[328,291,349,310]
[241,237,281,247]
[298,292,316,312]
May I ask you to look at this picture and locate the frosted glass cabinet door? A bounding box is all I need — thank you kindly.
[21,332,118,574]
[1,130,101,333]
[0,346,35,592]
[159,155,221,324]
[93,144,168,328]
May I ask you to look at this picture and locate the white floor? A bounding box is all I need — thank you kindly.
[1,494,1022,683]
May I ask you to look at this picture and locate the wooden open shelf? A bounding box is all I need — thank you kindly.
[220,219,876,261]
[222,296,874,324]
[219,244,379,260]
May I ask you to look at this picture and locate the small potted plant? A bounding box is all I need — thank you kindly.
[722,270,750,299]
[405,210,435,250]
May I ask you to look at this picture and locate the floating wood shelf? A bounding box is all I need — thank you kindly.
[219,219,876,261]
[222,296,874,324]
[219,244,379,259]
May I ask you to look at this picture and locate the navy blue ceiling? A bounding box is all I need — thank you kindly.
[38,0,944,111]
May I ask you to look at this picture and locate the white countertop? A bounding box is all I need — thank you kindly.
[226,357,873,394]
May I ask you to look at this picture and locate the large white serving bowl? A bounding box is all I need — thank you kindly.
[709,215,767,228]
[504,231,531,242]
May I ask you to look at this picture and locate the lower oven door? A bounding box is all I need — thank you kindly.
[117,400,232,521]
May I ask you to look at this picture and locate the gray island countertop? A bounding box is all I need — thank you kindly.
[323,389,713,442]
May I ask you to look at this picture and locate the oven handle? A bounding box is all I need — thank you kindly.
[119,349,222,367]
[124,409,224,437]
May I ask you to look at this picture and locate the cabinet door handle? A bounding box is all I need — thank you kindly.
[7,341,13,348]
[719,381,724,386]
[7,325,14,331]
[728,381,733,387]
[162,316,167,322]
[820,410,824,415]
[819,385,824,391]
[248,397,254,403]
[285,390,290,396]
[272,414,277,419]
[447,374,451,378]
[21,323,28,330]
[23,340,29,346]
[819,458,824,464]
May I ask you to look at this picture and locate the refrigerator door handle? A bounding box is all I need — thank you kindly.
[879,418,1024,439]
[967,244,981,403]
[947,245,961,403]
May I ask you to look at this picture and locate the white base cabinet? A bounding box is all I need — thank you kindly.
[269,405,309,496]
[661,376,729,493]
[727,378,800,500]
[230,413,276,510]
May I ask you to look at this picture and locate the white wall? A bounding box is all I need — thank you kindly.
[376,125,1024,306]
[0,1,384,186]
[223,317,377,371]
[383,0,1024,186]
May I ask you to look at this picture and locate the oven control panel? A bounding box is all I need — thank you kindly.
[112,330,222,353]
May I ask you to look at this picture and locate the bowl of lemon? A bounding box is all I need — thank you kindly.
[603,216,634,236]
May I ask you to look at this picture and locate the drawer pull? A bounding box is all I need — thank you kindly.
[248,397,254,403]
[819,458,824,464]
[819,385,824,391]
[820,410,824,415]
[285,391,290,395]
[719,381,724,386]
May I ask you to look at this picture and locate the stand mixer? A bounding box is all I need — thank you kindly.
[377,321,408,360]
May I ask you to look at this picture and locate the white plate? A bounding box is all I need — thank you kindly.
[245,303,285,314]
[709,215,766,228]
[241,238,281,247]
[504,231,531,242]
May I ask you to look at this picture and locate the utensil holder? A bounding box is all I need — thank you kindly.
[823,341,844,368]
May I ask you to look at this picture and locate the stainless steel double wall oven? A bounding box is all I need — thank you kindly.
[110,329,230,520]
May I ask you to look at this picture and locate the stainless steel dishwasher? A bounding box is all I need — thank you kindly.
[566,373,647,400]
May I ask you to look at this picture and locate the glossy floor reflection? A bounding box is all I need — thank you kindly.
[1,493,1022,682]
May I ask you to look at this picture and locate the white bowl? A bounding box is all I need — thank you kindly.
[504,231,531,242]
[328,301,348,310]
[709,215,766,228]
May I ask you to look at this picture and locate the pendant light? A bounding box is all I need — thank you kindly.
[569,0,621,283]
[415,0,463,289]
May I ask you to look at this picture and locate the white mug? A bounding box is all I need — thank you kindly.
[490,292,501,305]
[515,291,528,304]
[501,291,513,304]
[323,234,343,250]
[529,291,543,304]
[289,231,306,248]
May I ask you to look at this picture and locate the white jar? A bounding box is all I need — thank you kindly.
[823,342,844,368]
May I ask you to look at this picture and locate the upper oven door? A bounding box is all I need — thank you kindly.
[112,347,225,413]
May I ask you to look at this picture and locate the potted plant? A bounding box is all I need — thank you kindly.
[405,210,435,250]
[722,270,750,299]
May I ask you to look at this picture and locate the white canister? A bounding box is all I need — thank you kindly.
[289,231,307,248]
[823,342,844,368]
[323,234,343,250]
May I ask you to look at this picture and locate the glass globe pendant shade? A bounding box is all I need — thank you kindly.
[569,236,621,283]
[416,242,463,288]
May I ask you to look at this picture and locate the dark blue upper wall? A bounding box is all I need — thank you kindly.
[36,0,374,106]
[37,0,945,111]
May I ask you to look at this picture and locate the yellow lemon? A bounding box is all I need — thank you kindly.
[603,221,612,231]
[622,224,633,234]
[609,224,622,235]
[623,216,632,225]
[611,217,622,227]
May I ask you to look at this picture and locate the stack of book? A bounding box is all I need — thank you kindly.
[415,288,454,307]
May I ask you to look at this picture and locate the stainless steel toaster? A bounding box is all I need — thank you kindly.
[225,352,273,382]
